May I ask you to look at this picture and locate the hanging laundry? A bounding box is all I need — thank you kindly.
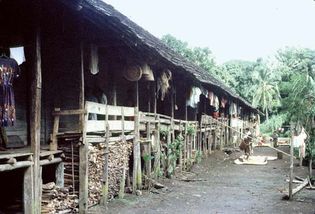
[238,106,242,116]
[186,87,201,108]
[201,87,208,97]
[0,57,20,126]
[221,97,227,108]
[229,102,237,115]
[208,91,214,106]
[293,128,308,158]
[89,44,99,75]
[214,96,219,111]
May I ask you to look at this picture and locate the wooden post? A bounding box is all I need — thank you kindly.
[24,165,34,214]
[154,115,161,179]
[207,129,211,155]
[56,162,64,187]
[147,82,151,113]
[100,105,109,205]
[154,81,157,115]
[133,80,141,192]
[119,107,126,198]
[309,159,313,179]
[183,122,187,169]
[30,15,42,213]
[50,108,60,151]
[133,106,142,191]
[119,164,126,199]
[214,120,217,150]
[112,81,117,120]
[203,126,207,156]
[166,128,171,178]
[79,42,88,214]
[145,121,151,180]
[179,121,183,172]
[289,125,294,200]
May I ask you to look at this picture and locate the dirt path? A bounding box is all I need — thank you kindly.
[90,147,315,214]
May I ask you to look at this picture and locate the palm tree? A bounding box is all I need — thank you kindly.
[250,59,280,121]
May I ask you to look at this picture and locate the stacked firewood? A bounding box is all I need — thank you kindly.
[88,141,132,205]
[41,182,79,214]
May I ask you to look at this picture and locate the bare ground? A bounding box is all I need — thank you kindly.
[89,146,315,214]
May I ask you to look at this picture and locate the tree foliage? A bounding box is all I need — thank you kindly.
[161,34,315,160]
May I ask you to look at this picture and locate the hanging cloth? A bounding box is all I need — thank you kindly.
[0,57,20,126]
[221,97,227,108]
[293,128,308,158]
[201,87,208,97]
[186,87,201,108]
[208,91,215,106]
[89,44,99,75]
[229,102,237,115]
[214,95,219,111]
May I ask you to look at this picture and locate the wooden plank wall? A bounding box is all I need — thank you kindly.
[41,2,82,143]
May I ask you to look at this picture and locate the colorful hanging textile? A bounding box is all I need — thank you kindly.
[0,57,20,126]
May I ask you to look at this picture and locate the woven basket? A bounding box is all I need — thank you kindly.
[124,65,142,81]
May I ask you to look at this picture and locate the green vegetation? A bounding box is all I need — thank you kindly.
[162,35,315,163]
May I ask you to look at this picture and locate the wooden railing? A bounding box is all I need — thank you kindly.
[50,102,236,211]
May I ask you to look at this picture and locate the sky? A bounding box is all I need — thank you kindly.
[104,0,315,64]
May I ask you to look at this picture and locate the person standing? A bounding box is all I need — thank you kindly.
[271,131,278,148]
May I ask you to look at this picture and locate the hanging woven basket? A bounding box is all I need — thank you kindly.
[124,65,142,81]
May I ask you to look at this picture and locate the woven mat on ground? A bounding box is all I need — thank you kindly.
[234,155,277,165]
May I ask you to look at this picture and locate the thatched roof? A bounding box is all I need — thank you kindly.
[60,0,257,112]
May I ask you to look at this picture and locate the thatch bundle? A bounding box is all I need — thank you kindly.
[157,69,172,101]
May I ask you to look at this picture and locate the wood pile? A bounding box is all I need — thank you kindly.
[41,182,78,214]
[88,140,132,205]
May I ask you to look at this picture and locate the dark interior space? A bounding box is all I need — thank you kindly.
[0,168,24,214]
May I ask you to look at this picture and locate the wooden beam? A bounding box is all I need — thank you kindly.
[52,109,85,116]
[40,157,63,166]
[284,178,308,199]
[0,161,33,172]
